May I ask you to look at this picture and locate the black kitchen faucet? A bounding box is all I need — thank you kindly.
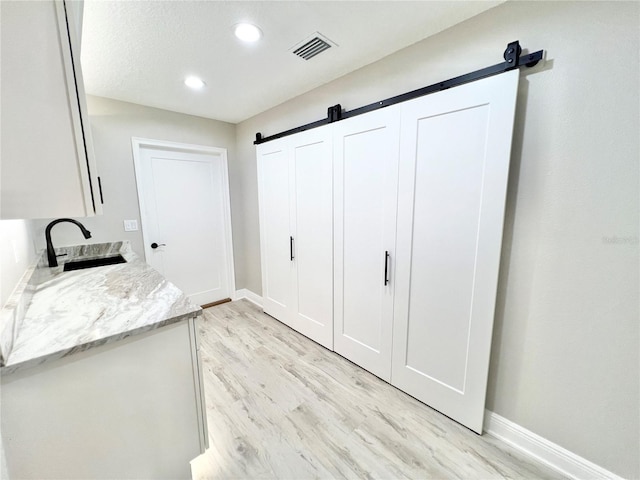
[45,218,92,267]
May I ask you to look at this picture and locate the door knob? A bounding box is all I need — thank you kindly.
[151,242,166,249]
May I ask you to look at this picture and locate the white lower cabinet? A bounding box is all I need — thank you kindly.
[1,319,208,479]
[333,108,401,382]
[256,70,520,433]
[257,129,334,349]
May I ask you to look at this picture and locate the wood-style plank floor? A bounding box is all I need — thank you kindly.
[190,300,563,479]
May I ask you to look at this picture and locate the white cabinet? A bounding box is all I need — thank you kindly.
[392,70,519,433]
[0,0,103,219]
[257,128,333,349]
[333,107,401,381]
[1,319,207,479]
[256,70,520,433]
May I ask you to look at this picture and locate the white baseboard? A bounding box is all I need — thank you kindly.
[484,411,622,480]
[233,289,263,307]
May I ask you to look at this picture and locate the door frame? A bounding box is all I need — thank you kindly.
[131,137,236,300]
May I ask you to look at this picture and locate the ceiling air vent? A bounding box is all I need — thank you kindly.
[291,32,336,61]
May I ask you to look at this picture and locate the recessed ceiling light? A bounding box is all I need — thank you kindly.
[234,23,262,43]
[184,76,205,89]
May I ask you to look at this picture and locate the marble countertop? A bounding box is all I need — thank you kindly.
[0,241,201,375]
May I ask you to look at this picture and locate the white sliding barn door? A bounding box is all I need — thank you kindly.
[334,107,401,381]
[289,129,334,349]
[257,129,334,348]
[392,70,520,433]
[257,139,292,322]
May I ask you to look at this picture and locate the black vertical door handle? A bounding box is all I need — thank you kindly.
[290,236,295,261]
[384,251,390,286]
[97,176,104,204]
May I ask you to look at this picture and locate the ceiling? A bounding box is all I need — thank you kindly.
[81,1,502,124]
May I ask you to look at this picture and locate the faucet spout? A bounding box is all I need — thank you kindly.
[45,218,92,268]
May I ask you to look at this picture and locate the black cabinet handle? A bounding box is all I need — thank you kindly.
[290,236,295,261]
[97,176,104,204]
[384,251,390,286]
[151,242,166,249]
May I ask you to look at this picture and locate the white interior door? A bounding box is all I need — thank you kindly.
[256,139,293,322]
[392,70,520,433]
[289,128,333,349]
[333,107,401,381]
[133,139,235,306]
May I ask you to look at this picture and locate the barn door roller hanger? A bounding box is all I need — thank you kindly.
[254,41,542,145]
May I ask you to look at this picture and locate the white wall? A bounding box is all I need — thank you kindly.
[234,1,639,477]
[32,96,238,269]
[0,220,37,308]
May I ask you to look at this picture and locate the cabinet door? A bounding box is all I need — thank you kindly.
[257,139,293,323]
[187,317,209,454]
[0,0,102,219]
[333,107,401,381]
[392,70,519,433]
[289,129,334,349]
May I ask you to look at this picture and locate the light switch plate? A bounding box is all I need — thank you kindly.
[123,220,138,232]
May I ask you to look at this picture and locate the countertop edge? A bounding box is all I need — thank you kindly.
[1,309,202,376]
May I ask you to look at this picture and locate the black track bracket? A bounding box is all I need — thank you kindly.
[503,41,522,69]
[327,104,342,123]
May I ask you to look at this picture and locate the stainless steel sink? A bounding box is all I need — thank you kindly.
[63,254,126,271]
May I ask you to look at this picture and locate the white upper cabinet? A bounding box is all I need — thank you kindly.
[1,0,103,219]
[333,107,401,382]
